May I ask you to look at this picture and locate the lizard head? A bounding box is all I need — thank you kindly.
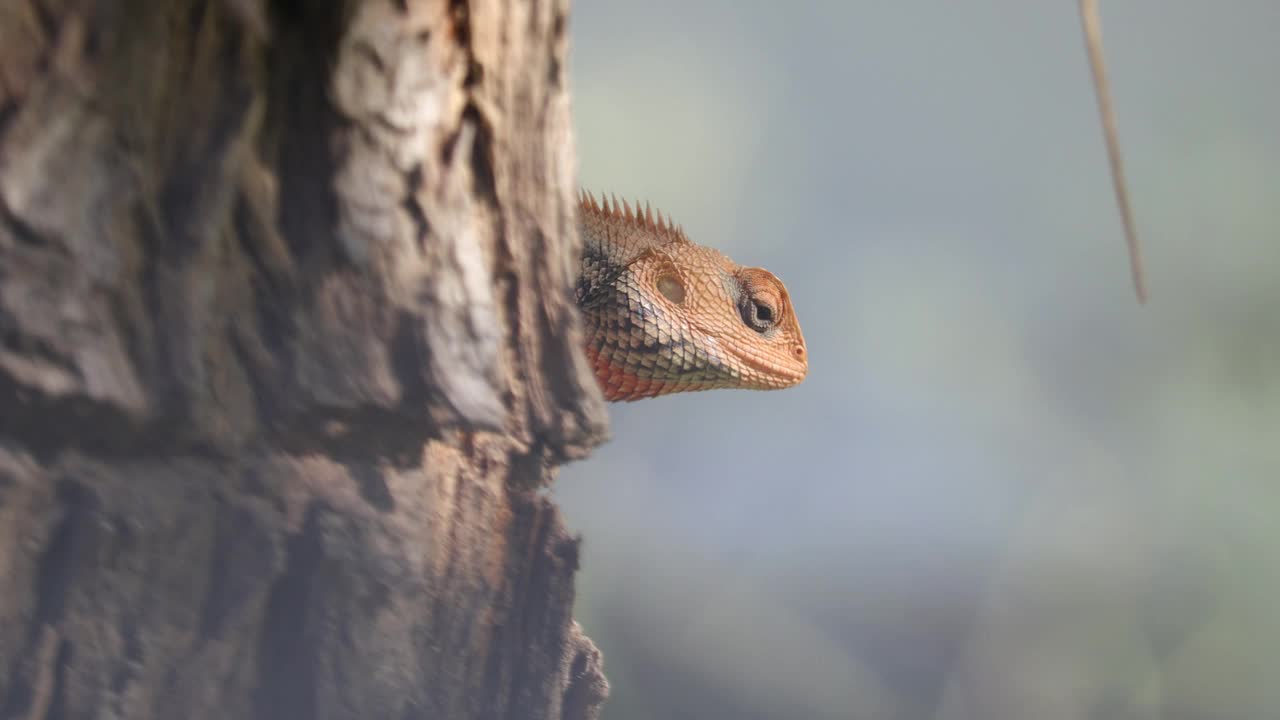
[576,192,808,401]
[635,242,808,394]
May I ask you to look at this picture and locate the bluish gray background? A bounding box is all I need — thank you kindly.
[558,2,1280,718]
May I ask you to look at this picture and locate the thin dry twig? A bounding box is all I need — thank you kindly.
[1079,0,1148,303]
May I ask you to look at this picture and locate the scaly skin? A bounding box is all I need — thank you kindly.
[576,191,808,401]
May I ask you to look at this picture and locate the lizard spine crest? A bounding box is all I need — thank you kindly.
[579,190,689,246]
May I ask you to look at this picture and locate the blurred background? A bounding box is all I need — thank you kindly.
[557,2,1280,719]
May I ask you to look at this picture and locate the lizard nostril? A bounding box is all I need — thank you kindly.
[794,345,805,359]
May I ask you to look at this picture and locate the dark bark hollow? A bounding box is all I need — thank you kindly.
[0,1,609,718]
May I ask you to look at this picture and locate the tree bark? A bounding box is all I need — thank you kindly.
[0,1,609,719]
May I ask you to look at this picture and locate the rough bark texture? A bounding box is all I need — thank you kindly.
[0,1,610,719]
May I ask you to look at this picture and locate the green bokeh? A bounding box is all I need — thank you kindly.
[561,2,1280,718]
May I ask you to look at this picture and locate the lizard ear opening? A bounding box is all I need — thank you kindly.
[656,275,686,305]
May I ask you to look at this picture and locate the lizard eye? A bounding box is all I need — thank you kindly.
[734,268,785,334]
[741,297,776,333]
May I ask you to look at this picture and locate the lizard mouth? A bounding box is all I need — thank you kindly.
[721,341,808,389]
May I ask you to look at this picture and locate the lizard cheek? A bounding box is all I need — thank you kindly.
[656,275,686,305]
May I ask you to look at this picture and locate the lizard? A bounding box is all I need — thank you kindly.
[575,191,808,402]
[565,4,1136,406]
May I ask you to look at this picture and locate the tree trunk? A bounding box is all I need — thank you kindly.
[0,1,609,718]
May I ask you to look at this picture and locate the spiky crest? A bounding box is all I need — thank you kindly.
[579,190,689,244]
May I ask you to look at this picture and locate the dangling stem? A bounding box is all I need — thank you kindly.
[1080,0,1148,303]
